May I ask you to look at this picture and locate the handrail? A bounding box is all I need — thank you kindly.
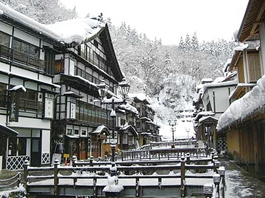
[0,44,46,73]
[24,153,224,197]
[0,172,21,189]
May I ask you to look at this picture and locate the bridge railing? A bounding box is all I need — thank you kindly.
[121,146,207,161]
[24,153,224,197]
[0,172,21,191]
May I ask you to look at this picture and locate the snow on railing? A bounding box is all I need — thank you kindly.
[24,153,225,197]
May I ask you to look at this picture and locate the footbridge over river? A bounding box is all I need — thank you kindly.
[25,141,225,198]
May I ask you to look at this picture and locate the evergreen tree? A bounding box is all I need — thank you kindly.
[184,34,192,51]
[178,36,185,50]
[191,32,199,51]
[1,0,77,24]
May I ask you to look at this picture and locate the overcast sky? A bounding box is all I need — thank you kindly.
[60,0,249,45]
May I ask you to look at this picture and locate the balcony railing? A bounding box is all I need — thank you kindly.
[19,98,43,118]
[0,45,46,73]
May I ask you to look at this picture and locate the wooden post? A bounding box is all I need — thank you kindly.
[180,156,185,197]
[17,172,21,187]
[186,153,190,165]
[93,177,97,197]
[213,173,220,197]
[90,156,94,167]
[136,177,139,197]
[72,155,77,185]
[158,177,162,189]
[23,160,29,183]
[72,155,77,167]
[218,166,226,197]
[54,158,59,196]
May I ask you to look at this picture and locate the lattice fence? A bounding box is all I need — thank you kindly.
[217,137,227,152]
[6,155,30,170]
[41,153,50,164]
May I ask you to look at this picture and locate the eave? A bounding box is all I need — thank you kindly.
[61,74,99,97]
[229,83,256,100]
[238,0,265,42]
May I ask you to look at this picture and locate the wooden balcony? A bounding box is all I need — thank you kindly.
[0,45,46,73]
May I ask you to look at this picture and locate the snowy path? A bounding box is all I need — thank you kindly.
[221,158,265,198]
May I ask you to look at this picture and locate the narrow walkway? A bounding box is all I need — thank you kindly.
[220,157,265,198]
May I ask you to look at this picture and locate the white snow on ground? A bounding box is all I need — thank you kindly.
[0,184,26,197]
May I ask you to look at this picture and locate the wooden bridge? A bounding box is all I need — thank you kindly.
[24,150,225,198]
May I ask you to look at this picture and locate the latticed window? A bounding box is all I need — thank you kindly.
[248,52,261,82]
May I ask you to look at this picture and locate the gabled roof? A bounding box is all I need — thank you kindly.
[0,3,124,82]
[120,125,138,137]
[237,0,265,42]
[92,125,110,136]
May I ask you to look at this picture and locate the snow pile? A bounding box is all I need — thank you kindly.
[217,75,265,130]
[0,2,104,45]
[0,184,26,197]
[45,18,104,44]
[103,175,124,193]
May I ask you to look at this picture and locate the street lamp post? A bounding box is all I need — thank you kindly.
[98,79,130,162]
[168,119,177,148]
[186,127,190,146]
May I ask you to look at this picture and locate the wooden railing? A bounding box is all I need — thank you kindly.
[18,98,43,118]
[121,146,207,161]
[0,45,46,73]
[0,172,21,191]
[24,154,225,197]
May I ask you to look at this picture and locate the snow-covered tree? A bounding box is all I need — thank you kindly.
[191,32,199,51]
[1,0,77,24]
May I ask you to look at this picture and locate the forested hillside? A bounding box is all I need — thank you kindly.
[1,0,236,98]
[2,0,238,137]
[108,22,236,97]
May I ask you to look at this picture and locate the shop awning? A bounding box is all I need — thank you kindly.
[66,134,79,139]
[92,125,110,136]
[120,125,138,137]
[0,124,19,137]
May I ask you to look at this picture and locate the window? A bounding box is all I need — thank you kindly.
[18,138,26,155]
[81,130,86,136]
[67,129,73,135]
[0,83,6,108]
[13,38,39,58]
[74,129,79,135]
[248,53,261,82]
[0,31,10,47]
[54,59,63,74]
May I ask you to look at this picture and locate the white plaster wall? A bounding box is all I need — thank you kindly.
[11,66,38,80]
[0,21,12,35]
[39,74,52,84]
[0,62,9,74]
[41,130,50,153]
[8,117,51,130]
[13,28,39,46]
[0,115,6,124]
[0,73,9,84]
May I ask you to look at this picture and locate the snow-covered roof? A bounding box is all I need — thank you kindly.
[194,111,215,121]
[45,18,104,45]
[119,103,138,115]
[201,80,238,96]
[92,125,110,135]
[129,93,151,104]
[217,74,265,130]
[0,2,104,45]
[8,85,26,92]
